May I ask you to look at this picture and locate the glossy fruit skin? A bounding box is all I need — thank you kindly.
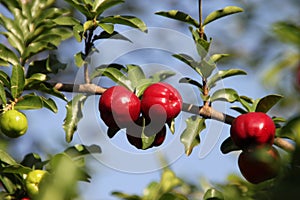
[25,170,48,197]
[99,86,141,128]
[141,82,182,123]
[238,146,281,184]
[230,112,276,149]
[0,110,28,138]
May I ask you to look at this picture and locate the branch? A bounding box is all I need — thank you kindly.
[51,82,295,152]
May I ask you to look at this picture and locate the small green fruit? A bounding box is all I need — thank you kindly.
[25,170,48,197]
[0,110,28,138]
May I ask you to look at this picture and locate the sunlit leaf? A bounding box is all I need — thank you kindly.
[100,15,147,32]
[40,97,58,113]
[208,69,247,88]
[203,6,244,26]
[0,149,17,165]
[203,188,224,200]
[156,10,199,27]
[255,94,283,113]
[180,116,206,156]
[97,23,115,34]
[0,44,19,66]
[63,94,88,143]
[210,54,230,63]
[74,52,86,67]
[10,65,25,99]
[210,88,239,103]
[14,93,43,110]
[64,0,93,19]
[94,0,125,17]
[160,168,183,192]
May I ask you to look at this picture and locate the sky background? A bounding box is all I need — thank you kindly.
[1,0,299,199]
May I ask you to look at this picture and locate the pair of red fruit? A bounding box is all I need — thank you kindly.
[230,112,281,184]
[99,82,182,149]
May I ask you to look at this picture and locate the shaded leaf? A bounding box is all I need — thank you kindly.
[158,193,188,200]
[210,88,239,103]
[156,10,199,27]
[173,54,201,75]
[93,31,131,42]
[179,77,203,92]
[220,137,240,154]
[127,64,146,89]
[111,191,141,200]
[0,71,10,87]
[149,70,176,83]
[94,0,125,17]
[180,116,206,156]
[63,94,88,143]
[230,106,247,114]
[100,15,147,32]
[273,22,300,48]
[21,153,43,169]
[134,79,153,97]
[200,59,216,78]
[208,69,247,88]
[0,165,32,175]
[10,65,25,99]
[203,6,244,26]
[196,38,211,58]
[0,84,6,105]
[255,94,283,113]
[40,97,58,113]
[64,0,93,19]
[278,115,300,141]
[64,144,101,158]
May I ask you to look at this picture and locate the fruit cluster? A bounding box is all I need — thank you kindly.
[99,82,182,149]
[230,112,281,184]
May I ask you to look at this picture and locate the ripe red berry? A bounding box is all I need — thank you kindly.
[238,146,281,184]
[230,112,276,149]
[99,86,141,128]
[141,82,182,123]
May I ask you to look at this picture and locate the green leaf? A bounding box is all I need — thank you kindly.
[111,191,142,200]
[93,0,125,17]
[149,70,176,83]
[64,144,101,158]
[0,13,24,42]
[210,54,230,63]
[208,69,247,88]
[155,10,199,27]
[40,96,58,113]
[160,169,182,192]
[0,71,10,87]
[1,31,24,54]
[180,116,206,156]
[127,64,146,89]
[64,0,93,19]
[230,106,247,114]
[14,93,43,110]
[83,20,95,32]
[63,94,88,143]
[173,54,201,75]
[134,79,153,97]
[100,15,147,32]
[203,188,224,200]
[97,23,115,34]
[93,31,131,42]
[273,22,300,48]
[0,149,17,165]
[73,23,84,42]
[74,52,86,67]
[210,88,239,103]
[25,73,48,87]
[196,38,211,58]
[0,44,19,66]
[238,96,255,112]
[220,137,240,154]
[203,6,244,26]
[90,63,125,79]
[10,65,25,99]
[278,116,300,141]
[21,153,43,169]
[0,165,32,174]
[53,16,81,26]
[179,77,203,92]
[21,41,57,63]
[0,84,6,105]
[255,94,283,113]
[200,59,216,78]
[158,193,188,200]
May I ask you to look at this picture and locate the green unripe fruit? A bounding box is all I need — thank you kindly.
[0,110,28,138]
[25,170,48,197]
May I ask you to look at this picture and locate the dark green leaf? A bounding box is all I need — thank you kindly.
[40,97,58,113]
[196,38,211,58]
[203,6,244,26]
[203,188,224,200]
[238,96,255,112]
[127,64,146,88]
[74,52,86,67]
[230,106,247,114]
[220,137,240,154]
[93,31,131,42]
[278,116,300,141]
[10,65,25,99]
[63,94,88,143]
[64,0,93,19]
[0,13,24,42]
[173,54,202,75]
[210,88,239,103]
[0,44,19,66]
[156,10,199,27]
[25,73,48,87]
[255,94,283,113]
[21,153,43,169]
[21,41,57,63]
[180,116,206,156]
[208,69,247,88]
[200,59,216,78]
[0,71,10,87]
[111,191,142,200]
[64,144,101,158]
[14,93,43,110]
[158,193,188,200]
[179,77,203,92]
[0,84,6,105]
[149,70,176,83]
[90,63,125,79]
[0,165,32,174]
[100,15,147,32]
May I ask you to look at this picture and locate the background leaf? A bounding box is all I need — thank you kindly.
[255,94,283,113]
[203,188,224,200]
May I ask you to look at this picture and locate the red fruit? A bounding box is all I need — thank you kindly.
[230,112,276,149]
[99,86,141,128]
[238,146,281,184]
[141,82,182,123]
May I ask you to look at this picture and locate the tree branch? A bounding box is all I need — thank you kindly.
[51,82,295,152]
